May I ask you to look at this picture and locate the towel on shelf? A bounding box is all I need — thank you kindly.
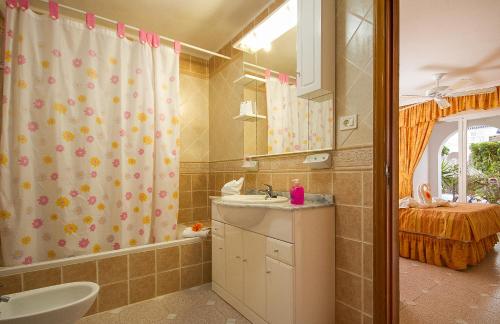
[182,227,210,238]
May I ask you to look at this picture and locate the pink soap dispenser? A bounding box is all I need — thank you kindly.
[290,179,304,205]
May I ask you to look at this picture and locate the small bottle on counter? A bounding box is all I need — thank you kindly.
[290,178,304,205]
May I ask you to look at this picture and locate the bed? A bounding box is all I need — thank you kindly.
[399,203,500,270]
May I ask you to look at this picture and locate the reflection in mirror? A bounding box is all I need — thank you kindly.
[236,1,333,157]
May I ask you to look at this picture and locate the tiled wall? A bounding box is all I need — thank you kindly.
[178,54,211,224]
[0,239,212,316]
[179,163,210,224]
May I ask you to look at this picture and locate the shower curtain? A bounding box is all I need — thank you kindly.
[266,77,333,154]
[0,8,180,266]
[308,98,333,150]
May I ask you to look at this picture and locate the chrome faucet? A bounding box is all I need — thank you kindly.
[0,295,10,303]
[259,184,277,199]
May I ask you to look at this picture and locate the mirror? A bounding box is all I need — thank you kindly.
[237,25,334,157]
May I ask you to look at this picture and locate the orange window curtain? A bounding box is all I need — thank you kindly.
[399,120,435,198]
[399,86,500,198]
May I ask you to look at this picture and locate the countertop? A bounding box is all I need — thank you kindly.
[210,193,335,210]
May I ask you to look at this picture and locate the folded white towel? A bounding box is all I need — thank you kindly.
[182,227,210,238]
[221,177,245,196]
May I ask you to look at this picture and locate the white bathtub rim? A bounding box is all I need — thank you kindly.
[0,237,201,277]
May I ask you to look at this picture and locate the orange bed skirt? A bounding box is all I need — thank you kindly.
[399,232,499,270]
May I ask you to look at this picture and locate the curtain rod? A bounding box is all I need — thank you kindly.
[243,62,297,80]
[33,0,231,60]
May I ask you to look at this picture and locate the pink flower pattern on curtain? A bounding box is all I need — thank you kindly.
[0,8,180,266]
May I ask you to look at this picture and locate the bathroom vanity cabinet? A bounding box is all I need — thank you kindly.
[211,200,335,324]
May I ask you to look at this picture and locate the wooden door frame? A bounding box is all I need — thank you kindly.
[373,0,399,323]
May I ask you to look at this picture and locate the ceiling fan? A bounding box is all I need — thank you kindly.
[401,73,469,108]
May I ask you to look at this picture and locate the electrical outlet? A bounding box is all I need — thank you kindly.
[339,114,357,130]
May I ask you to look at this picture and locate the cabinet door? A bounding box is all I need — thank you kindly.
[243,231,267,318]
[266,257,294,324]
[297,0,319,96]
[225,225,244,300]
[212,235,226,288]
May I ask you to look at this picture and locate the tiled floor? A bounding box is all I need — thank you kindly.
[399,244,500,324]
[78,284,250,324]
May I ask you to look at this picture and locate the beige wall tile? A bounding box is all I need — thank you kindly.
[364,279,373,315]
[215,173,225,191]
[62,261,96,283]
[178,208,193,224]
[0,275,22,294]
[336,269,362,309]
[191,174,208,190]
[309,171,333,194]
[157,269,180,296]
[23,267,61,290]
[363,315,373,324]
[244,173,257,191]
[179,192,192,209]
[129,275,155,304]
[336,205,362,240]
[332,172,363,205]
[179,175,191,192]
[98,281,128,311]
[98,255,128,285]
[193,207,209,221]
[336,237,362,275]
[156,246,180,272]
[129,251,155,278]
[335,301,362,324]
[192,191,208,208]
[202,239,212,262]
[363,243,373,279]
[271,173,288,192]
[203,262,212,284]
[363,208,373,243]
[256,173,271,189]
[363,172,373,207]
[181,242,202,266]
[181,264,203,289]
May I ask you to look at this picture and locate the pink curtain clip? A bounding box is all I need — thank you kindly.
[284,74,289,84]
[278,73,284,83]
[174,40,181,54]
[85,12,95,30]
[264,69,271,79]
[19,0,29,10]
[116,22,125,38]
[146,32,153,46]
[6,0,17,9]
[152,33,160,48]
[139,29,147,44]
[48,0,59,20]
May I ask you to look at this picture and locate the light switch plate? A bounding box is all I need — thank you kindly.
[339,114,357,130]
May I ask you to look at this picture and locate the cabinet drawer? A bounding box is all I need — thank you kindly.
[211,220,225,237]
[266,237,294,266]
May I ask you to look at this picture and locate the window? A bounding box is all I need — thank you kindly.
[438,112,500,204]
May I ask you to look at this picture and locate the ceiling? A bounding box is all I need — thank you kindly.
[253,27,297,75]
[26,0,271,56]
[400,0,500,106]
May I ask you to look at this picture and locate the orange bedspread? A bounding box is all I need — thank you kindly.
[399,203,500,242]
[399,203,500,269]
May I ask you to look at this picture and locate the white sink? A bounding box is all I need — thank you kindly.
[0,281,99,324]
[221,194,288,204]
